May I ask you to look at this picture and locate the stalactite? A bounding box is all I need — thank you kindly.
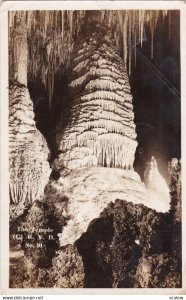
[123,12,128,69]
[128,16,132,76]
[168,11,171,41]
[134,31,137,67]
[9,10,168,105]
[9,10,86,107]
[108,10,112,28]
[68,10,74,38]
[149,10,160,59]
[140,10,145,47]
[47,72,54,111]
[9,12,28,86]
[61,10,64,42]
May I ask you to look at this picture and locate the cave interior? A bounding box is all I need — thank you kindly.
[13,10,180,182]
[8,10,181,289]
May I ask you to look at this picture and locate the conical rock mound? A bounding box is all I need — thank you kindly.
[57,16,137,170]
[9,83,51,207]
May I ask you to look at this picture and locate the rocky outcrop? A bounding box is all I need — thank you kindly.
[51,245,84,288]
[41,164,170,247]
[9,198,84,288]
[9,153,180,288]
[76,199,181,288]
[9,83,51,209]
[9,196,180,288]
[168,158,181,223]
[57,15,137,170]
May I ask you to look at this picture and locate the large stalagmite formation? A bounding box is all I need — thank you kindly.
[52,13,170,246]
[57,13,137,169]
[9,16,51,207]
[8,10,171,239]
[9,83,51,206]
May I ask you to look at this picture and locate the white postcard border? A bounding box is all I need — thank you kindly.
[0,0,186,295]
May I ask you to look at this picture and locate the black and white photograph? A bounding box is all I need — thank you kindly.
[0,2,184,292]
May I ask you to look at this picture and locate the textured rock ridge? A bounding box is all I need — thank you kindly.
[9,83,51,206]
[43,165,170,246]
[75,199,181,288]
[57,17,137,170]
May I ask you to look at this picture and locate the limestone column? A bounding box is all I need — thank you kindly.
[10,15,28,86]
[57,12,137,170]
[9,12,51,210]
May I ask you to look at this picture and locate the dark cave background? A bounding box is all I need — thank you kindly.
[131,11,180,182]
[28,10,180,182]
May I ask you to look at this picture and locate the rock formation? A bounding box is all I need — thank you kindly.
[144,156,170,212]
[53,15,170,246]
[57,14,137,170]
[43,164,170,246]
[9,15,51,213]
[9,195,181,288]
[9,83,51,209]
[75,199,181,288]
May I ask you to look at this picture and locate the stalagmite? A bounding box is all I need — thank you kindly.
[9,15,51,208]
[9,83,51,206]
[144,156,170,211]
[57,12,137,170]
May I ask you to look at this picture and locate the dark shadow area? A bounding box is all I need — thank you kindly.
[28,66,70,161]
[130,11,180,181]
[76,216,114,288]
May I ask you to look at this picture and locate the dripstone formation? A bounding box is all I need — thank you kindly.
[57,14,137,170]
[9,16,51,213]
[9,83,51,208]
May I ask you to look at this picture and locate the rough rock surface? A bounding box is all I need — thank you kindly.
[51,245,84,288]
[168,158,181,223]
[9,199,84,288]
[9,83,51,208]
[9,158,181,288]
[57,18,137,170]
[76,199,181,288]
[44,164,170,246]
